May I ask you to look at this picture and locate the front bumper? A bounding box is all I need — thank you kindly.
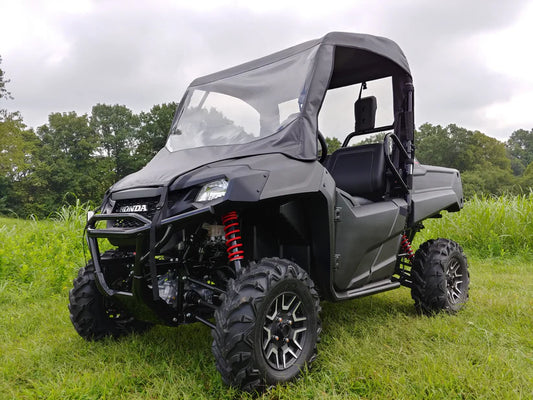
[85,206,213,324]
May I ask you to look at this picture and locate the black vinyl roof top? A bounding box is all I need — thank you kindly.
[190,32,411,87]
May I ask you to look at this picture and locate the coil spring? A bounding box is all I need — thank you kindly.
[400,234,414,261]
[222,211,244,263]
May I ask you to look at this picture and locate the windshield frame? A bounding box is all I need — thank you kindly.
[165,45,319,153]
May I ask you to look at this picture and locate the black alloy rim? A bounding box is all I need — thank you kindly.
[446,258,465,304]
[262,292,309,370]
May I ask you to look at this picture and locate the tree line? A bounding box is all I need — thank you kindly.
[1,57,533,218]
[414,124,532,197]
[0,103,177,217]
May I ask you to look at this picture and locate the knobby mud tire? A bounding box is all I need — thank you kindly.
[68,261,151,341]
[411,238,470,315]
[212,258,321,392]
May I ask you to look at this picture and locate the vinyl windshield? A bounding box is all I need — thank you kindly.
[166,46,318,152]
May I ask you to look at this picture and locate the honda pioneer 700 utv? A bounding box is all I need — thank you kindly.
[69,32,469,391]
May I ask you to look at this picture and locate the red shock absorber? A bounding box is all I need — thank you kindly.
[222,211,244,272]
[400,234,415,261]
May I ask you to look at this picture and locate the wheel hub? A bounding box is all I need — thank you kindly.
[262,292,309,370]
[277,321,292,338]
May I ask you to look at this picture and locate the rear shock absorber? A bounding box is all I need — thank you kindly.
[400,234,415,261]
[222,211,244,273]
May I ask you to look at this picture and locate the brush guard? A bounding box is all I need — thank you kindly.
[85,206,215,325]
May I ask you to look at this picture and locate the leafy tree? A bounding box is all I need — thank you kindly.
[0,55,12,102]
[468,130,510,171]
[508,154,526,176]
[18,112,102,216]
[0,56,14,125]
[136,102,177,166]
[461,168,517,198]
[356,132,388,146]
[324,131,388,153]
[0,61,40,215]
[519,162,533,190]
[506,128,533,175]
[416,123,511,171]
[0,113,38,181]
[416,124,458,168]
[0,115,38,215]
[325,136,341,154]
[416,123,517,196]
[90,104,141,184]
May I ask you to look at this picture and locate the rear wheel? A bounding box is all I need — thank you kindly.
[212,258,321,392]
[411,238,469,314]
[68,260,151,340]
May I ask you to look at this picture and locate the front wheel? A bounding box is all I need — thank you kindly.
[411,238,470,314]
[212,258,321,392]
[68,260,151,340]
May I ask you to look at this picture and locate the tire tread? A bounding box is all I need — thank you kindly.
[411,238,469,314]
[212,257,321,391]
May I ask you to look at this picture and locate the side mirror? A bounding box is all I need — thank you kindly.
[354,96,377,132]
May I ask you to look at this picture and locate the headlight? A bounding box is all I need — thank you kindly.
[195,179,228,202]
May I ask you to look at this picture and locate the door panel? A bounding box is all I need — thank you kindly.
[333,191,406,291]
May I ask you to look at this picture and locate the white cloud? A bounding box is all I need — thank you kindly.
[479,1,533,84]
[475,1,533,136]
[0,0,531,140]
[484,92,533,131]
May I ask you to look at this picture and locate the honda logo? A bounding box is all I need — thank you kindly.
[119,204,148,213]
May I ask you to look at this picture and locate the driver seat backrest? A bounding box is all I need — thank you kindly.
[326,143,386,201]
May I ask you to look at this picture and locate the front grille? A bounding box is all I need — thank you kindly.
[109,186,201,229]
[112,196,159,228]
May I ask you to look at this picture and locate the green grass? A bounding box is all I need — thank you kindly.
[0,206,88,296]
[1,259,531,399]
[418,193,533,258]
[0,195,532,399]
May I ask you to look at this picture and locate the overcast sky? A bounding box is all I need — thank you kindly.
[1,0,532,141]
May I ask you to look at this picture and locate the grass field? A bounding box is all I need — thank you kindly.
[0,195,532,399]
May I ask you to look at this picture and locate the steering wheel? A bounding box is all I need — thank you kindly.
[317,131,328,163]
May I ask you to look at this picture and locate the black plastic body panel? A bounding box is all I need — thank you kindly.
[333,192,407,292]
[411,163,464,223]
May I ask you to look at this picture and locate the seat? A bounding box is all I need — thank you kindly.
[326,143,386,202]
